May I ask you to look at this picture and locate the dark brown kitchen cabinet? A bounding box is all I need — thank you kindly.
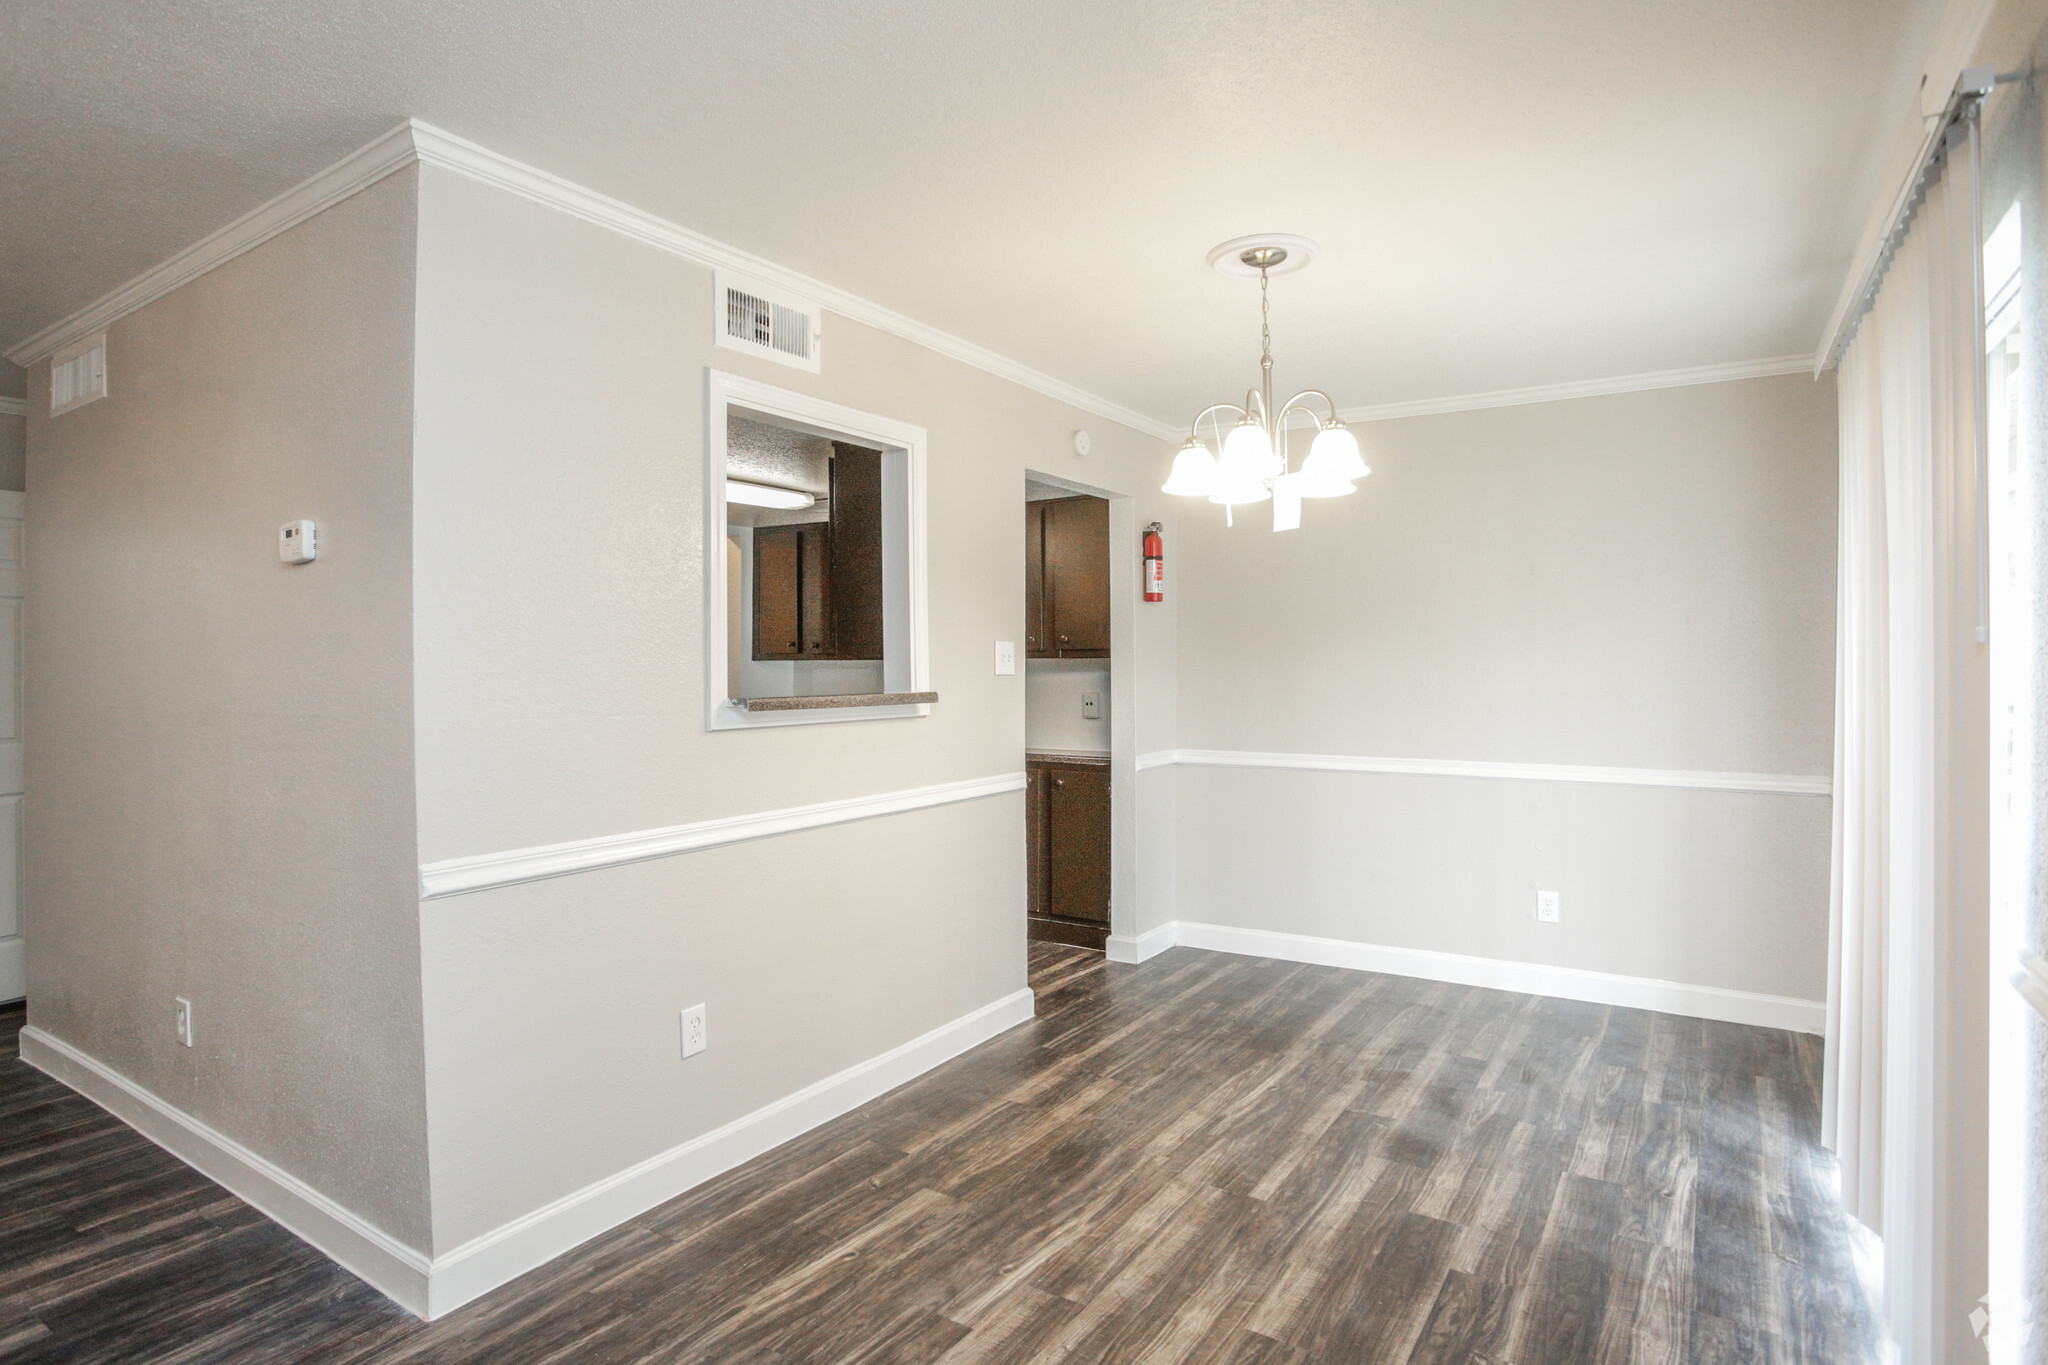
[752,444,883,660]
[752,524,829,658]
[1025,495,1109,658]
[828,443,884,659]
[1026,754,1110,950]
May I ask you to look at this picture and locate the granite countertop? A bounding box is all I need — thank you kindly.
[735,692,938,711]
[1027,749,1111,766]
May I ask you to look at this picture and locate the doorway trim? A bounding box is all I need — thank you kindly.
[1023,469,1143,955]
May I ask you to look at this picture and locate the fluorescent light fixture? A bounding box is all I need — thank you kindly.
[726,479,815,510]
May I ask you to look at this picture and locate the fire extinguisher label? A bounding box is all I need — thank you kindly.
[1145,559,1163,598]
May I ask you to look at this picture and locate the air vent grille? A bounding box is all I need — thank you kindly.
[715,272,821,372]
[51,336,107,416]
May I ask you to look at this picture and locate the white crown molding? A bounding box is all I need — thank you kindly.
[2,124,420,368]
[5,118,1827,435]
[420,770,1026,899]
[1137,748,1830,797]
[1161,921,1824,1032]
[1336,354,1814,425]
[3,121,1179,442]
[19,1025,434,1313]
[0,396,27,418]
[424,986,1034,1317]
[26,986,1037,1320]
[402,123,1179,442]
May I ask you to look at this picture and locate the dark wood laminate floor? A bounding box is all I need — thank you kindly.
[0,945,1881,1364]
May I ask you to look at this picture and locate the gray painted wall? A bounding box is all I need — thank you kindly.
[409,165,1179,1251]
[21,168,432,1247]
[1171,374,1840,999]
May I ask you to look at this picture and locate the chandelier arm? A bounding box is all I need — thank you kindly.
[1278,390,1340,425]
[1274,394,1342,475]
[1186,402,1247,449]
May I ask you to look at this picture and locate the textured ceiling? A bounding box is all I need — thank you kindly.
[1,0,1935,427]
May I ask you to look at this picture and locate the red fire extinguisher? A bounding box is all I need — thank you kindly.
[1143,522,1165,602]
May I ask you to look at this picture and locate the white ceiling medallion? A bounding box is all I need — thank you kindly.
[1163,236,1366,531]
[1204,233,1321,278]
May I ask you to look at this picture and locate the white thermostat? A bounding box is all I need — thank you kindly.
[279,520,317,564]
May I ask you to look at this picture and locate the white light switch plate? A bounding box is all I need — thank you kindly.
[1535,890,1560,923]
[994,641,1015,675]
[1082,690,1101,719]
[174,997,194,1047]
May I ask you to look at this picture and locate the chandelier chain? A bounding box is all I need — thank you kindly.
[1260,269,1272,373]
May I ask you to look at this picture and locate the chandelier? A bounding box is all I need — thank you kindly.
[1161,234,1368,531]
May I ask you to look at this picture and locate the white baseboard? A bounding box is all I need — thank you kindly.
[423,985,1035,1317]
[18,1026,434,1313]
[20,986,1037,1320]
[1157,921,1824,1033]
[1105,923,1176,964]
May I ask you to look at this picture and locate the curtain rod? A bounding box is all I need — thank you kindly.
[1814,66,2003,374]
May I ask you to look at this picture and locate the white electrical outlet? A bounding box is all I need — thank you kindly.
[174,997,194,1047]
[994,641,1015,675]
[1082,690,1101,719]
[679,1004,707,1059]
[1535,890,1561,923]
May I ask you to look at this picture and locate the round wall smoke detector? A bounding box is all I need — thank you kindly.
[1208,233,1321,278]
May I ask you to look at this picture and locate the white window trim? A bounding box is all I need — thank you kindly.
[703,369,930,731]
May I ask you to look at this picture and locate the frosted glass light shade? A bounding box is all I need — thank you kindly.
[1210,422,1273,505]
[1295,445,1358,498]
[1309,423,1368,480]
[726,479,816,509]
[1222,419,1276,476]
[1161,441,1218,496]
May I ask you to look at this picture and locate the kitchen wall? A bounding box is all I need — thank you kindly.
[410,163,1179,1252]
[19,170,432,1246]
[1171,373,1839,1000]
[1026,659,1111,753]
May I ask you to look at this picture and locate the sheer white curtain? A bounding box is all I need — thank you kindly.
[1825,122,1988,1365]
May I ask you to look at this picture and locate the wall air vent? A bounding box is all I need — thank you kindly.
[715,271,822,373]
[51,334,107,416]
